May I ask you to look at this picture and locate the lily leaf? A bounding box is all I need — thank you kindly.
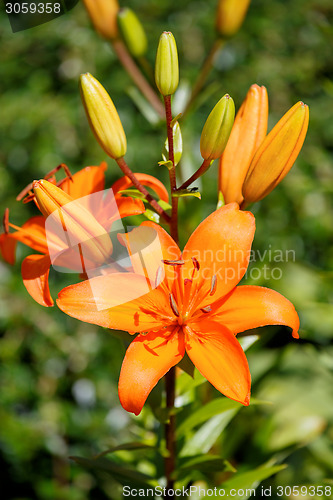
[178,398,242,438]
[118,188,146,200]
[173,188,201,200]
[220,463,287,497]
[70,456,157,488]
[162,121,183,166]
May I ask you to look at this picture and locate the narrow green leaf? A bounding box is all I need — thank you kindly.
[70,456,157,488]
[96,442,156,458]
[177,352,195,378]
[118,188,146,200]
[178,398,241,438]
[173,188,201,200]
[179,410,239,457]
[143,209,160,223]
[220,463,287,496]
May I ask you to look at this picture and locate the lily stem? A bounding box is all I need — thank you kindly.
[116,157,171,222]
[165,367,176,498]
[177,158,211,191]
[183,38,225,116]
[164,95,179,243]
[112,38,165,118]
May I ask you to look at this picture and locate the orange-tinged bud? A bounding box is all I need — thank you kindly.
[219,84,268,204]
[82,0,119,40]
[118,8,147,58]
[80,73,127,160]
[242,101,309,203]
[33,179,113,266]
[216,0,251,38]
[155,32,179,96]
[200,94,235,161]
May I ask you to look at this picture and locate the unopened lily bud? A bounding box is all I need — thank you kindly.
[155,32,179,96]
[83,0,119,40]
[33,179,112,266]
[243,101,309,203]
[80,73,127,160]
[216,0,251,38]
[118,8,147,58]
[200,94,235,161]
[219,84,268,204]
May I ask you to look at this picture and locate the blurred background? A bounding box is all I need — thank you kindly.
[0,0,333,498]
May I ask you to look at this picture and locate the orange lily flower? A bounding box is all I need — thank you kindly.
[219,85,309,206]
[57,204,299,415]
[0,163,169,307]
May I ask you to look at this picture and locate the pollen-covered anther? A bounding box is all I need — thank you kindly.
[155,265,163,288]
[201,306,212,313]
[169,293,180,317]
[162,259,185,266]
[191,257,200,270]
[210,274,217,296]
[3,208,9,234]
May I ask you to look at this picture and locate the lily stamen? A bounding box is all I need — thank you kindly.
[210,274,217,295]
[169,293,180,317]
[162,259,185,266]
[155,265,163,288]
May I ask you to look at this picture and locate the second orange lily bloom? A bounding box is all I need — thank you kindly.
[57,203,299,415]
[219,84,309,206]
[0,163,169,308]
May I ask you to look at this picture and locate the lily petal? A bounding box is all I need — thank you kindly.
[119,327,184,415]
[112,173,169,202]
[8,216,49,255]
[182,204,255,308]
[118,221,180,290]
[60,162,107,199]
[212,285,300,338]
[185,320,251,405]
[21,254,54,307]
[57,272,174,332]
[0,233,17,265]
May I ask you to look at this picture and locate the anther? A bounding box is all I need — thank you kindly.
[141,331,148,336]
[169,293,180,317]
[162,259,185,266]
[3,208,9,234]
[184,278,192,286]
[155,265,163,288]
[210,274,217,296]
[201,306,212,313]
[192,257,200,270]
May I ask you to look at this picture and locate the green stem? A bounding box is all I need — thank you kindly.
[112,39,165,118]
[164,95,179,243]
[183,38,225,115]
[177,159,211,191]
[116,157,171,222]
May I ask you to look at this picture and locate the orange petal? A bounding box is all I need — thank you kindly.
[114,197,145,219]
[118,221,180,291]
[0,233,17,265]
[57,272,174,332]
[219,84,268,204]
[22,254,54,307]
[6,216,49,255]
[185,320,251,405]
[182,203,255,308]
[212,285,300,338]
[60,162,107,199]
[243,101,309,203]
[118,327,185,415]
[112,173,169,202]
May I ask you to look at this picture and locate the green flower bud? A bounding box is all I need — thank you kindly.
[200,94,235,161]
[118,8,147,58]
[80,73,127,160]
[155,32,179,96]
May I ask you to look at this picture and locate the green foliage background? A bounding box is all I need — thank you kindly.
[0,0,332,498]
